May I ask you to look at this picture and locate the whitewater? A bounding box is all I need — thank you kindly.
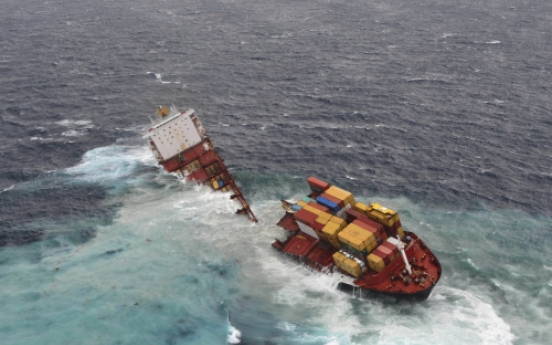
[1,145,550,344]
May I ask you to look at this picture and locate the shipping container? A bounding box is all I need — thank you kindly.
[307,176,330,192]
[325,186,355,205]
[297,200,308,208]
[340,242,369,260]
[329,216,347,228]
[353,201,371,214]
[338,230,366,252]
[301,196,317,204]
[366,203,399,228]
[187,169,209,183]
[367,253,385,272]
[338,223,375,252]
[352,219,381,237]
[333,252,363,277]
[291,204,302,212]
[297,222,319,240]
[345,209,373,225]
[199,151,217,166]
[322,221,343,249]
[294,208,318,226]
[307,201,330,213]
[315,195,340,213]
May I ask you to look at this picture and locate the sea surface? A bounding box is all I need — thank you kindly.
[1,0,551,344]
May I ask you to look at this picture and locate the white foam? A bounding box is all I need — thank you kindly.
[371,285,516,345]
[56,119,93,127]
[227,324,242,344]
[62,129,85,137]
[0,185,15,194]
[64,145,157,184]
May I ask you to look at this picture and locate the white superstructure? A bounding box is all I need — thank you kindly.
[143,108,206,161]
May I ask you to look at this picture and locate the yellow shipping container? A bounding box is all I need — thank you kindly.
[317,211,332,221]
[353,202,371,214]
[333,251,347,265]
[297,200,308,207]
[338,229,366,252]
[329,216,347,228]
[366,203,399,227]
[212,179,219,189]
[397,226,405,240]
[338,224,374,252]
[315,214,330,225]
[323,221,344,249]
[303,205,322,216]
[366,240,378,253]
[367,253,385,272]
[333,252,363,277]
[347,223,376,247]
[322,222,341,240]
[326,186,355,205]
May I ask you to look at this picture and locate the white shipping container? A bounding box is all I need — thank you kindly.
[297,222,319,240]
[386,237,401,246]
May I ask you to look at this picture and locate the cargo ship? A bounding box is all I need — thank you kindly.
[144,106,257,222]
[144,106,439,299]
[273,177,441,299]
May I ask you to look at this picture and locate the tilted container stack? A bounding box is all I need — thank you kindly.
[286,176,408,275]
[367,237,402,272]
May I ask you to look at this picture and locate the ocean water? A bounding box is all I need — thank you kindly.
[1,0,551,344]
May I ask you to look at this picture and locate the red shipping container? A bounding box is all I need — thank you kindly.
[353,216,385,234]
[378,246,393,257]
[307,201,330,213]
[193,143,206,157]
[312,221,325,232]
[352,219,379,236]
[307,176,330,191]
[346,209,372,224]
[373,247,392,265]
[187,169,209,183]
[162,158,182,172]
[162,146,202,172]
[199,151,217,166]
[319,192,345,209]
[294,208,318,226]
[382,242,399,258]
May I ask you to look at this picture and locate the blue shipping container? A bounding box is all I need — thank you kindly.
[301,196,316,203]
[218,179,224,188]
[316,196,340,213]
[291,204,302,212]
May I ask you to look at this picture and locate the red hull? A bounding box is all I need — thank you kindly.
[146,108,257,222]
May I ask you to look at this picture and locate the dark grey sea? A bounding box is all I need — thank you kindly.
[1,0,551,344]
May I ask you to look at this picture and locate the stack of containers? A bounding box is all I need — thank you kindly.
[345,210,388,244]
[293,207,320,240]
[351,219,387,250]
[320,216,347,249]
[293,201,336,240]
[352,202,405,240]
[365,203,405,240]
[314,186,356,220]
[332,251,365,278]
[337,223,375,261]
[367,238,401,273]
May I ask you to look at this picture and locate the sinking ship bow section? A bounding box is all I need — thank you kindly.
[274,177,441,299]
[144,106,257,222]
